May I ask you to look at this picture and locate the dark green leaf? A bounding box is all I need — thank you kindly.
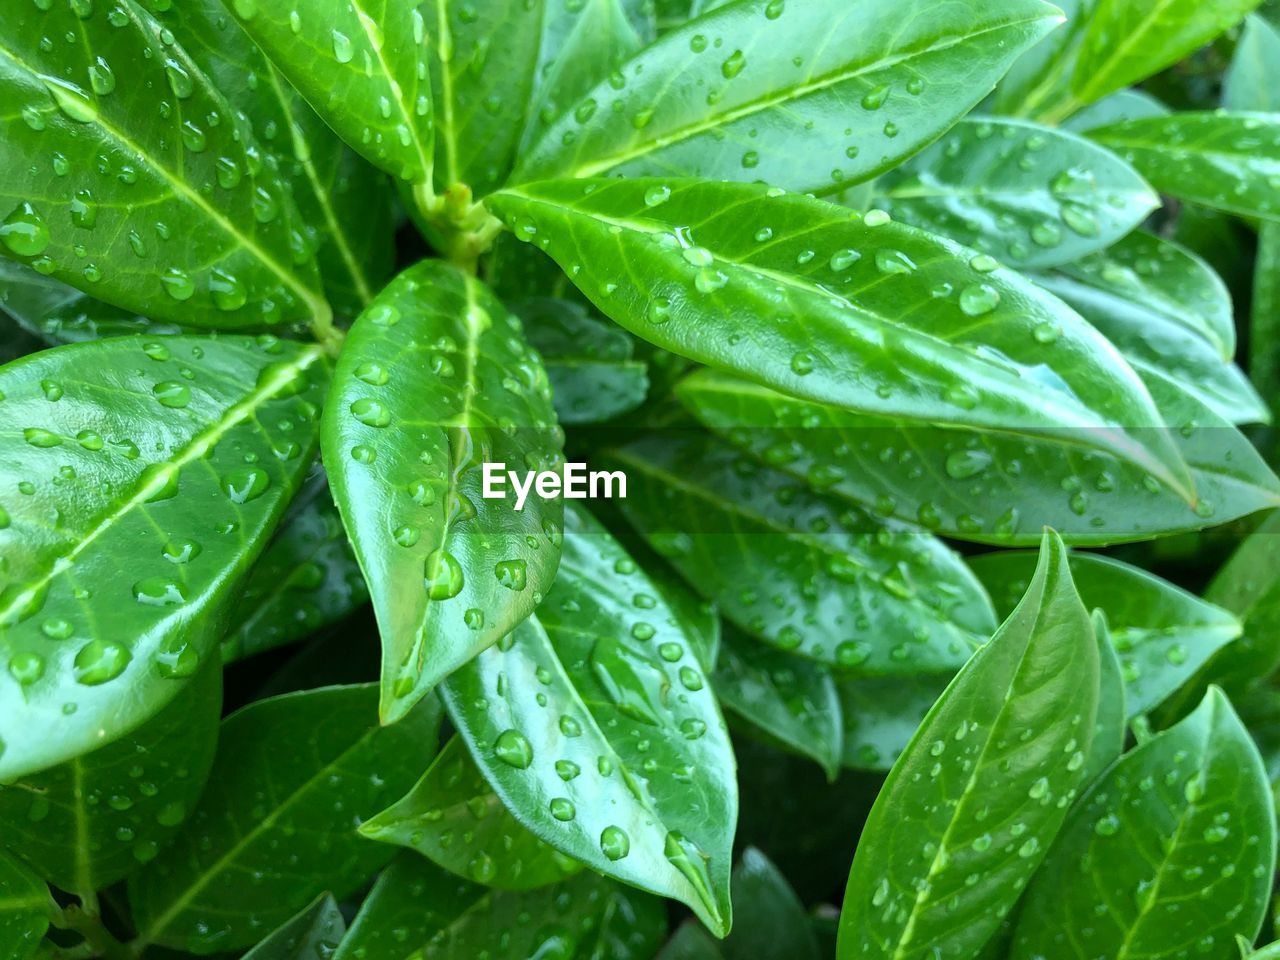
[714,627,843,779]
[0,1,329,332]
[969,550,1242,716]
[1090,113,1280,221]
[0,851,48,960]
[241,895,346,960]
[677,365,1280,545]
[721,848,819,960]
[441,505,736,935]
[0,659,220,894]
[226,0,434,187]
[1011,686,1277,959]
[657,923,722,960]
[221,469,367,664]
[838,532,1099,958]
[322,261,564,723]
[513,0,1061,193]
[611,433,996,673]
[1252,223,1280,414]
[487,178,1193,496]
[1224,15,1280,111]
[838,673,948,771]
[360,733,582,889]
[515,298,649,424]
[1086,610,1127,784]
[0,335,327,780]
[873,117,1158,269]
[128,684,442,954]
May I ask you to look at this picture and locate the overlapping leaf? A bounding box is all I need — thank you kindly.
[241,895,346,960]
[838,674,948,771]
[0,851,47,960]
[1225,15,1280,111]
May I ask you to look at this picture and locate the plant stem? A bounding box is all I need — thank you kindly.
[51,902,134,960]
[412,179,505,275]
[309,299,345,357]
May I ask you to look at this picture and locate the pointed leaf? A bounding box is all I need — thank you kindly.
[487,177,1191,494]
[1011,687,1277,959]
[0,263,183,343]
[1063,89,1170,132]
[1225,15,1280,111]
[838,674,949,772]
[837,532,1099,959]
[873,117,1158,269]
[514,0,1061,194]
[1086,610,1126,784]
[128,685,443,954]
[0,336,327,780]
[0,852,47,960]
[241,895,346,960]
[0,660,220,893]
[1090,112,1280,221]
[1252,222,1280,413]
[611,433,996,674]
[991,0,1090,123]
[322,261,564,723]
[360,734,582,890]
[722,848,820,960]
[0,1,328,330]
[441,506,736,935]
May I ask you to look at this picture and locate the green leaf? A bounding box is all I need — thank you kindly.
[226,0,434,187]
[1085,610,1126,783]
[515,298,649,424]
[512,0,1062,193]
[0,1,329,332]
[1062,88,1170,132]
[128,684,443,954]
[441,505,736,935]
[1224,15,1280,111]
[0,335,327,780]
[0,659,220,894]
[611,433,996,674]
[991,0,1090,123]
[713,627,843,779]
[677,365,1280,546]
[333,853,665,960]
[360,734,583,889]
[837,532,1099,959]
[0,851,48,960]
[1252,222,1280,413]
[1010,686,1277,959]
[658,923,723,960]
[1090,113,1280,221]
[322,261,564,724]
[241,895,346,960]
[838,674,948,771]
[221,469,367,664]
[721,848,819,960]
[487,178,1192,496]
[1072,0,1261,105]
[969,550,1243,716]
[873,117,1158,269]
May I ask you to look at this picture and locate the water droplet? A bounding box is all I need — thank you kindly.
[644,185,671,207]
[1,203,50,257]
[153,381,191,408]
[600,825,630,860]
[958,283,1000,316]
[549,797,576,821]
[132,577,187,607]
[43,77,98,123]
[222,467,269,504]
[944,449,992,480]
[161,268,195,302]
[494,729,533,768]
[350,397,391,428]
[88,56,116,95]
[163,59,193,99]
[74,640,131,685]
[332,29,354,63]
[494,558,528,591]
[23,428,62,448]
[8,652,46,686]
[721,50,745,79]
[210,270,247,311]
[424,548,464,600]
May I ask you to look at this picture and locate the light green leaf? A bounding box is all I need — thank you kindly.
[0,660,220,894]
[837,532,1099,959]
[221,469,367,664]
[487,177,1192,497]
[441,505,736,935]
[1252,222,1280,413]
[322,261,564,724]
[970,550,1241,717]
[128,685,443,954]
[360,734,582,890]
[0,851,48,960]
[227,0,434,187]
[991,0,1090,123]
[1224,15,1280,111]
[241,895,346,960]
[611,433,996,674]
[714,627,843,779]
[873,117,1158,269]
[0,336,327,780]
[838,674,948,771]
[1090,112,1280,221]
[1086,610,1126,782]
[513,0,1062,194]
[1062,88,1170,132]
[677,365,1280,546]
[1011,687,1277,960]
[1072,0,1261,105]
[0,1,329,332]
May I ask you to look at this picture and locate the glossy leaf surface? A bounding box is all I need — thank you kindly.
[1253,223,1280,412]
[241,895,346,960]
[361,734,582,890]
[874,117,1157,269]
[323,261,564,723]
[1011,687,1276,960]
[1224,15,1280,111]
[1086,610,1126,783]
[488,177,1190,494]
[838,674,948,771]
[515,0,1061,193]
[612,433,995,673]
[0,0,327,330]
[970,550,1242,716]
[721,848,820,960]
[1090,113,1280,221]
[128,685,442,954]
[0,336,327,780]
[0,852,46,960]
[441,506,736,935]
[838,533,1098,959]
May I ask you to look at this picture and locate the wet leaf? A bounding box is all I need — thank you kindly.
[322,261,564,724]
[0,851,47,960]
[241,894,346,960]
[1224,14,1280,111]
[1085,610,1126,784]
[0,335,327,780]
[838,674,949,772]
[837,532,1099,959]
[1011,687,1276,960]
[128,685,443,954]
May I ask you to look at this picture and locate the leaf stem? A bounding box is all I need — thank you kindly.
[308,298,345,357]
[413,180,505,275]
[51,902,133,960]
